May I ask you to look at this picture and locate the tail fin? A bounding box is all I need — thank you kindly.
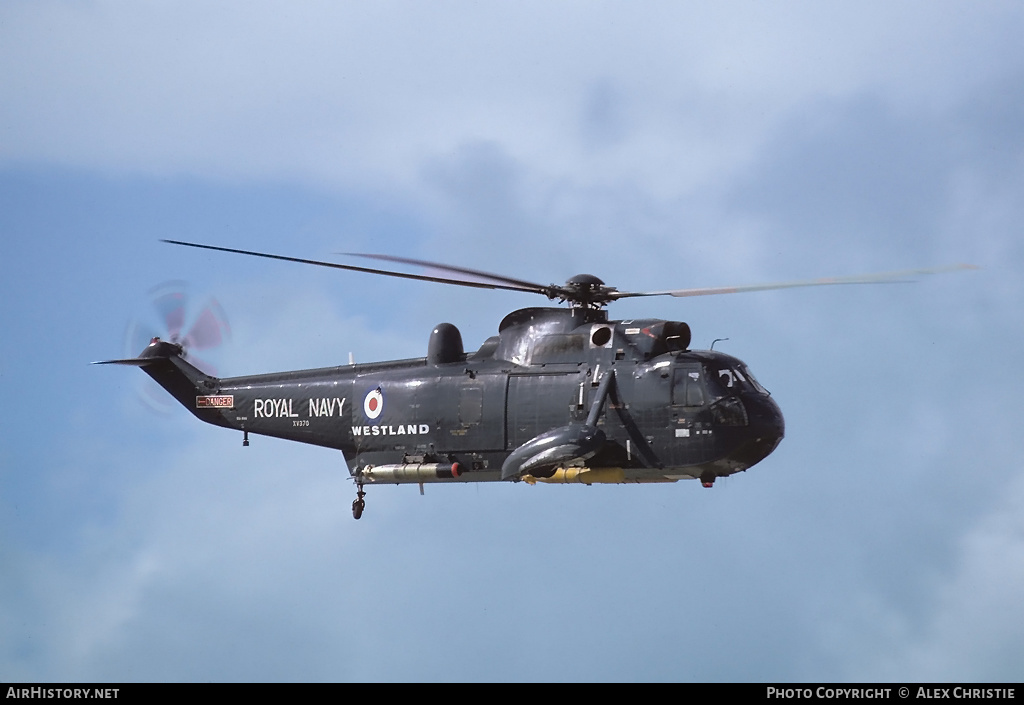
[94,338,226,423]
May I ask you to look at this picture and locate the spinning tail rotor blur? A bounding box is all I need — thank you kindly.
[124,281,230,413]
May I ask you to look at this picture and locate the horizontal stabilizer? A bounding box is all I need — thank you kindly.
[94,338,184,367]
[92,357,160,367]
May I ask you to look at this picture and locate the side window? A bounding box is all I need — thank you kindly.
[686,376,705,407]
[672,368,706,407]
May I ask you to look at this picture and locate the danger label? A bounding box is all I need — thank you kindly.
[196,395,234,409]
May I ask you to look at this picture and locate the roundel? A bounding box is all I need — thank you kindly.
[363,388,384,420]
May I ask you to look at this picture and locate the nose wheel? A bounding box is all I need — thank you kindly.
[352,483,366,520]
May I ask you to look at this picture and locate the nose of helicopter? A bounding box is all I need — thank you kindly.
[749,392,785,434]
[734,393,786,468]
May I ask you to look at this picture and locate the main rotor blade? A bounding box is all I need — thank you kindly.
[610,264,979,300]
[162,240,544,295]
[339,252,550,293]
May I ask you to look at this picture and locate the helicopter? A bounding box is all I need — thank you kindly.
[97,240,976,519]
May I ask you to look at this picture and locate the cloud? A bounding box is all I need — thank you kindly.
[834,473,1024,681]
[4,3,1022,196]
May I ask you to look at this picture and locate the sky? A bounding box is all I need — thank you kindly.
[1,1,1022,683]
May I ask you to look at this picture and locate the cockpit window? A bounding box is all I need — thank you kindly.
[706,363,767,395]
[741,366,769,394]
[717,368,738,388]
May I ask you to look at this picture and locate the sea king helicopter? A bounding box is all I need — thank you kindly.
[98,241,974,518]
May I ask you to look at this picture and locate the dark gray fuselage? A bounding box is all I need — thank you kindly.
[152,307,785,485]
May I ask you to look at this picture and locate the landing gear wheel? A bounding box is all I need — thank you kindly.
[352,483,366,520]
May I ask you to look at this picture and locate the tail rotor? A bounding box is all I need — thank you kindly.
[124,282,231,412]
